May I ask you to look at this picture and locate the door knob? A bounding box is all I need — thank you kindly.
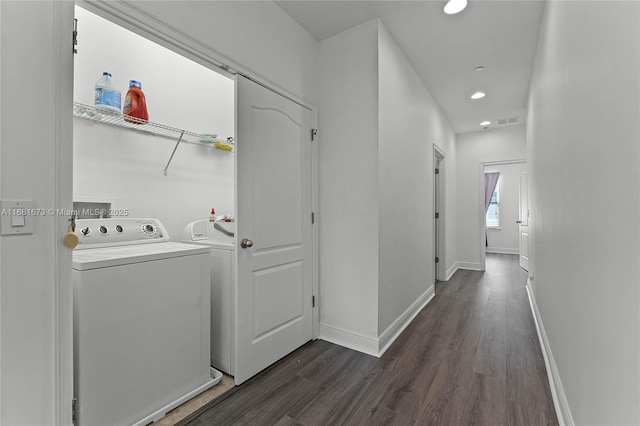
[516,220,522,224]
[240,238,254,249]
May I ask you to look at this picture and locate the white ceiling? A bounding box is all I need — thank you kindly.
[275,0,545,134]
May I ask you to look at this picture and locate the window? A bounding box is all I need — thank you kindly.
[486,177,500,227]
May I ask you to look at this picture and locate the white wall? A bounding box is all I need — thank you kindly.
[318,19,457,351]
[444,143,458,280]
[73,7,234,239]
[484,162,525,254]
[317,20,380,341]
[378,23,456,333]
[527,1,640,424]
[0,2,74,424]
[456,125,526,269]
[73,123,234,239]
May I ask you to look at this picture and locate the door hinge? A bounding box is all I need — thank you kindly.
[72,397,77,423]
[435,257,439,263]
[435,168,440,175]
[312,295,316,308]
[73,19,78,54]
[311,212,315,224]
[435,212,439,219]
[311,128,318,141]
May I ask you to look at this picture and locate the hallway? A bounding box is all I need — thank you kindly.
[180,254,557,425]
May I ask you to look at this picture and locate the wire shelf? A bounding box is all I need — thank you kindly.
[73,102,234,175]
[73,102,232,148]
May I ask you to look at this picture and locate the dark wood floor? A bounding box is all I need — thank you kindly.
[179,254,557,425]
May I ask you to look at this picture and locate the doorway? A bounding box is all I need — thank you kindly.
[479,160,526,271]
[433,145,446,282]
[518,172,530,271]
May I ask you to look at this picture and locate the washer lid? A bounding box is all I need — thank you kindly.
[72,241,209,270]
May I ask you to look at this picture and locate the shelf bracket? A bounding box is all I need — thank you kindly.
[163,130,185,176]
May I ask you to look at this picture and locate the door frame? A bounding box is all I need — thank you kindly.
[478,159,526,271]
[518,171,530,272]
[60,1,319,420]
[433,144,446,282]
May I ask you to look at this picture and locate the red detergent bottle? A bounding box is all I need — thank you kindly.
[123,80,149,123]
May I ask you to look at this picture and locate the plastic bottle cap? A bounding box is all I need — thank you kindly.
[129,80,142,88]
[103,72,112,77]
[211,208,215,215]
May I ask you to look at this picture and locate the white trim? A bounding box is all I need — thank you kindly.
[479,165,487,271]
[318,324,379,357]
[433,144,446,159]
[311,108,319,340]
[54,2,75,425]
[482,159,528,167]
[485,247,519,255]
[457,261,483,271]
[378,286,434,356]
[319,287,436,358]
[526,284,575,426]
[445,261,461,281]
[433,144,446,281]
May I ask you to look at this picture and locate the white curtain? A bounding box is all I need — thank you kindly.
[484,172,500,213]
[484,172,500,247]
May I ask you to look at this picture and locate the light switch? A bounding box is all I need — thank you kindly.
[11,214,25,227]
[1,199,34,235]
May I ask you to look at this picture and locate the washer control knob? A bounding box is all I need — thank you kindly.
[115,225,123,233]
[81,227,91,236]
[143,224,155,235]
[99,226,108,234]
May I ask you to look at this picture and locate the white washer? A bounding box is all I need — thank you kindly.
[73,218,221,426]
[183,219,235,376]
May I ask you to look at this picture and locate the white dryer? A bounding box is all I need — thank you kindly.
[183,219,235,376]
[73,218,221,426]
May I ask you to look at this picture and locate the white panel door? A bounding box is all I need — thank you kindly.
[518,172,530,271]
[235,75,313,385]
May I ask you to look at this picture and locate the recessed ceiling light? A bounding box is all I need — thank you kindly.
[444,0,468,15]
[480,121,491,126]
[474,66,485,71]
[471,91,486,100]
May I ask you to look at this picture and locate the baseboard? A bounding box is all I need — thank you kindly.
[318,323,379,357]
[485,247,519,255]
[457,261,482,271]
[446,262,460,281]
[525,284,575,426]
[377,285,435,356]
[319,286,436,358]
